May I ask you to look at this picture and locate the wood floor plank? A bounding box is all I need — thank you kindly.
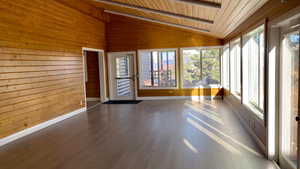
[0,100,278,169]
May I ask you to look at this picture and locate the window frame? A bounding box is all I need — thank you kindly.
[230,38,242,98]
[180,46,222,89]
[222,44,230,90]
[138,48,179,90]
[242,24,265,117]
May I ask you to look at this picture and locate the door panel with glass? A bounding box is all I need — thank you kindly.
[109,52,135,100]
[279,29,299,169]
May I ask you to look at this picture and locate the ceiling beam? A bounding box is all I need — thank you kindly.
[174,0,222,9]
[105,10,210,33]
[94,0,214,24]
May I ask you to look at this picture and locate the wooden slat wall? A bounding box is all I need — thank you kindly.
[0,0,106,138]
[106,14,223,97]
[86,51,100,98]
[224,0,300,42]
[106,14,222,51]
[87,0,269,38]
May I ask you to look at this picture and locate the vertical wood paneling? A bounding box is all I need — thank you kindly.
[0,0,106,138]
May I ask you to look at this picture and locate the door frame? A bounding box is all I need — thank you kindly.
[267,7,300,168]
[82,47,108,105]
[108,51,138,100]
[267,6,300,165]
[278,29,299,169]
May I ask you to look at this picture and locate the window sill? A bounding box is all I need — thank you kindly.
[231,92,241,100]
[139,87,179,90]
[244,103,264,120]
[182,84,221,89]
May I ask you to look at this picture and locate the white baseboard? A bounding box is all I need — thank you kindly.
[87,97,100,101]
[0,107,87,147]
[103,97,109,103]
[136,96,222,101]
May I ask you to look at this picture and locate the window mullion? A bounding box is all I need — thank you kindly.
[258,33,261,108]
[158,51,161,86]
[200,49,203,82]
[150,52,154,87]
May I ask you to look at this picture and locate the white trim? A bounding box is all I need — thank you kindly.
[133,52,139,99]
[87,102,102,111]
[82,50,88,108]
[87,97,101,101]
[0,107,87,147]
[136,96,222,100]
[137,48,180,90]
[83,51,88,82]
[244,103,264,120]
[82,47,107,104]
[82,47,104,53]
[108,51,137,101]
[272,161,281,169]
[98,51,107,103]
[180,47,222,89]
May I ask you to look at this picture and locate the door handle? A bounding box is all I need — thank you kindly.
[296,116,300,122]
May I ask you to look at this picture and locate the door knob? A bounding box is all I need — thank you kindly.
[296,116,300,121]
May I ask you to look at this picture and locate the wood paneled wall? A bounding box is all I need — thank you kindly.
[86,51,100,98]
[0,0,106,138]
[106,14,223,51]
[224,0,300,42]
[106,14,223,97]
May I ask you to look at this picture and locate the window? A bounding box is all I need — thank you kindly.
[242,25,265,113]
[201,49,221,86]
[138,49,177,89]
[222,45,230,89]
[230,39,241,95]
[181,48,221,88]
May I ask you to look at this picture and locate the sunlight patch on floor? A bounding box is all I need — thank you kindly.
[187,112,263,157]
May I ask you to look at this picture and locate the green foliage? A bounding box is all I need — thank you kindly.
[183,49,220,86]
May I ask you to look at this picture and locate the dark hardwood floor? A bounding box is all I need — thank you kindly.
[0,100,277,169]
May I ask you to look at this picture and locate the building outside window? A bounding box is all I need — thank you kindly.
[138,49,177,89]
[181,47,221,88]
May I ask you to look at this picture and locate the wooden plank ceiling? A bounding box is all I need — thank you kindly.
[85,0,269,38]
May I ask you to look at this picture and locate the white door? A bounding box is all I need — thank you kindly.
[109,52,136,100]
[279,27,300,169]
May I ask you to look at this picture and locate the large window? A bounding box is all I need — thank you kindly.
[230,39,241,95]
[181,48,221,88]
[242,25,265,113]
[138,49,177,89]
[222,45,230,89]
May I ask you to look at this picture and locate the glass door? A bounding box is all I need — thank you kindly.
[279,29,300,169]
[109,52,136,100]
